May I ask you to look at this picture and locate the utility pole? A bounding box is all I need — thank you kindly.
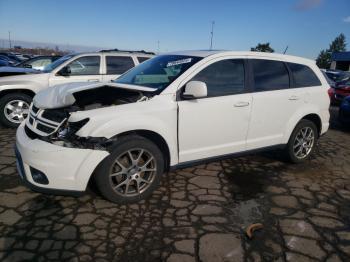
[209,21,215,50]
[8,31,12,49]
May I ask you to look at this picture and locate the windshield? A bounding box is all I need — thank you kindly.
[42,54,74,72]
[115,55,202,90]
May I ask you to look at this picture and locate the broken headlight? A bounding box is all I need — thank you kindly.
[57,118,90,139]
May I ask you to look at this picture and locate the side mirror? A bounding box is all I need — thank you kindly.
[182,81,208,99]
[57,66,71,76]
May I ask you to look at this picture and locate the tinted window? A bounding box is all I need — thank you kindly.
[106,56,134,74]
[252,59,289,91]
[137,57,150,63]
[191,59,245,97]
[288,63,321,87]
[68,56,100,75]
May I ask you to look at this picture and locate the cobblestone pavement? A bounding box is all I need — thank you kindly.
[0,108,350,262]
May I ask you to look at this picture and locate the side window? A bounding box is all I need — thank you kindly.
[252,59,290,92]
[288,63,321,87]
[137,57,150,63]
[191,59,245,97]
[68,56,100,75]
[106,56,134,74]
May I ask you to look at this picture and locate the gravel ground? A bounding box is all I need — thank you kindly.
[0,107,349,262]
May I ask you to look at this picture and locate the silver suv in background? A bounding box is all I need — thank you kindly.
[0,49,154,127]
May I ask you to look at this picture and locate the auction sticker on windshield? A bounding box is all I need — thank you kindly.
[166,58,192,67]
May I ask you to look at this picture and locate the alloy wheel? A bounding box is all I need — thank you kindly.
[293,127,315,159]
[109,149,157,197]
[4,100,30,124]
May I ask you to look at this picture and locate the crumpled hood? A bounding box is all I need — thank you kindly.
[33,81,156,109]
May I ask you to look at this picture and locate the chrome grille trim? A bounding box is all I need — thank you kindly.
[25,104,67,136]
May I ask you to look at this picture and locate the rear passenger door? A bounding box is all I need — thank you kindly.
[102,55,136,82]
[246,59,304,150]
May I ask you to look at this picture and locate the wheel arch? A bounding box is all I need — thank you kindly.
[300,113,322,137]
[113,129,172,171]
[0,89,36,99]
[284,110,323,144]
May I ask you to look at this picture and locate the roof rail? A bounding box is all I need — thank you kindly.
[99,49,155,55]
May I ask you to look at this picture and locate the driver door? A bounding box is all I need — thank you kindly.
[178,59,252,163]
[49,55,102,86]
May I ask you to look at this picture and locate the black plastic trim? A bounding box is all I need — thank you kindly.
[169,144,285,171]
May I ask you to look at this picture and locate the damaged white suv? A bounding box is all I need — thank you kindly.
[15,51,330,203]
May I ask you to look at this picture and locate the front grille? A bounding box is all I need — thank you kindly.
[37,123,56,134]
[25,125,39,139]
[25,104,67,137]
[32,105,39,114]
[42,109,67,123]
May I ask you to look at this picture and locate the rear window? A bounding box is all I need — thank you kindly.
[137,57,150,63]
[251,59,290,92]
[288,63,321,87]
[106,56,134,74]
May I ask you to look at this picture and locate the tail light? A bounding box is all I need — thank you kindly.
[327,88,334,98]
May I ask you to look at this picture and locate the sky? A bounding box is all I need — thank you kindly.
[0,0,349,59]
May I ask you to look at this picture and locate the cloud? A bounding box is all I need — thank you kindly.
[343,16,350,23]
[295,0,323,11]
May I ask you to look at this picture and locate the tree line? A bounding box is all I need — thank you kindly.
[250,33,347,69]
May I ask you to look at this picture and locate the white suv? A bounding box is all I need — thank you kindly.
[0,50,154,127]
[15,51,330,203]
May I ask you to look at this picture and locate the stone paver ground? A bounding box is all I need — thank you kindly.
[0,107,349,261]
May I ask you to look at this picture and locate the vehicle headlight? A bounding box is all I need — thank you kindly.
[57,118,89,139]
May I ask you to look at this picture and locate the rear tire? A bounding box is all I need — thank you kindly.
[0,93,32,128]
[94,135,164,204]
[286,119,318,163]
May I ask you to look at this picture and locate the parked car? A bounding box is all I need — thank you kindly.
[16,55,62,70]
[339,96,350,125]
[0,52,22,64]
[323,69,350,83]
[0,57,11,67]
[0,55,17,66]
[15,51,330,203]
[0,66,41,77]
[328,78,350,105]
[0,50,154,127]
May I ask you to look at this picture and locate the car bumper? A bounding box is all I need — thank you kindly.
[15,122,109,194]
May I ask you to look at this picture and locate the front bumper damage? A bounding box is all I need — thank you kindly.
[15,122,110,194]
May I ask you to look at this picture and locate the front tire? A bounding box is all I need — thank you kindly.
[286,119,318,163]
[94,135,164,204]
[0,93,32,128]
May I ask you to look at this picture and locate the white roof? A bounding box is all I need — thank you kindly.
[165,50,315,65]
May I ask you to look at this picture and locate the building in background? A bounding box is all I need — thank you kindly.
[331,52,350,71]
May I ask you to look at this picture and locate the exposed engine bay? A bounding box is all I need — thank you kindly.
[26,85,155,151]
[70,85,151,111]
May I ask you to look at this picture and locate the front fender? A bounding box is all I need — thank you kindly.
[74,107,178,166]
[0,78,49,94]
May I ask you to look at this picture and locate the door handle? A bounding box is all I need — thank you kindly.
[234,101,250,107]
[88,79,99,82]
[288,95,300,101]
